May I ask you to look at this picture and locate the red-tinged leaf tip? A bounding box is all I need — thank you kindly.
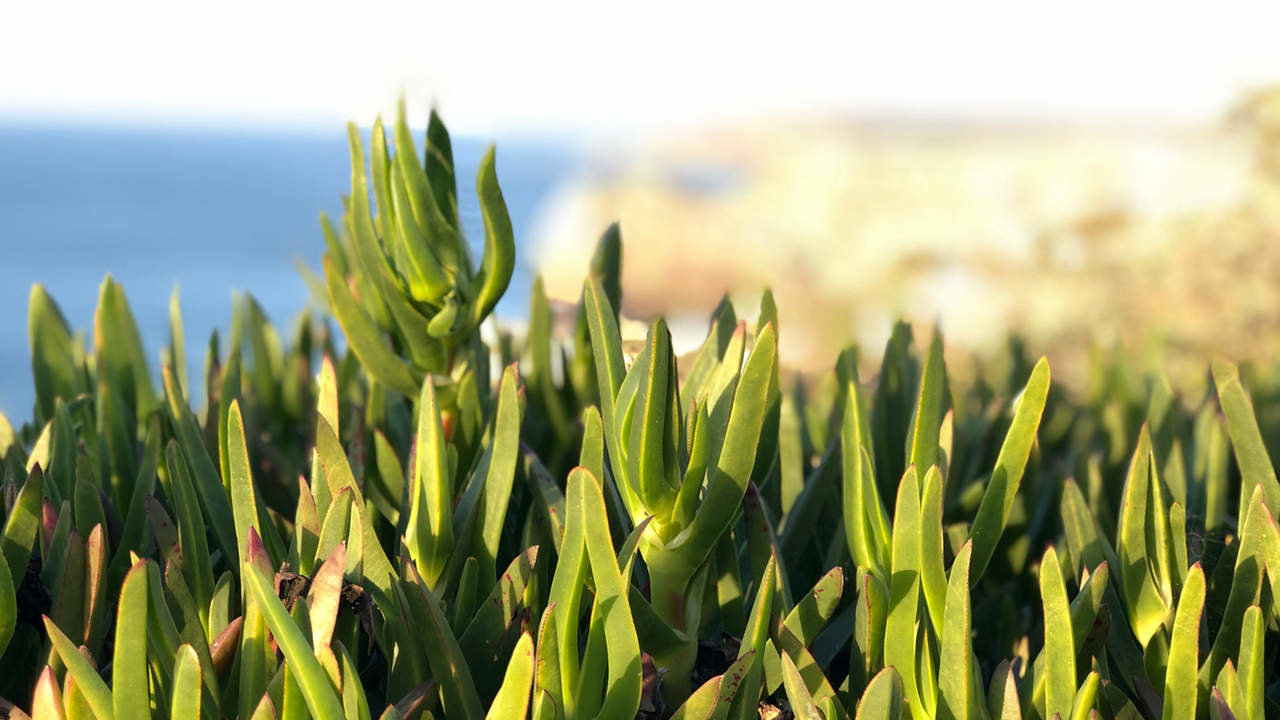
[246,526,273,577]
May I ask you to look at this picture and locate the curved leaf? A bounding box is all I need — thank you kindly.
[855,667,903,720]
[1040,547,1075,720]
[243,563,345,720]
[486,632,535,720]
[969,358,1050,583]
[1164,564,1205,720]
[938,542,973,720]
[113,562,150,720]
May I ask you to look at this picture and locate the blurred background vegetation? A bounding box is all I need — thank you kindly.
[534,89,1280,398]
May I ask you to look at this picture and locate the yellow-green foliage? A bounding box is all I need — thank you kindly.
[0,110,1276,720]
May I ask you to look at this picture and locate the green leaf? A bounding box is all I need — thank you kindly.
[986,659,1020,720]
[470,146,515,325]
[209,573,237,652]
[425,109,461,231]
[338,642,373,720]
[529,277,572,451]
[29,284,83,424]
[1209,687,1238,720]
[533,605,563,719]
[406,377,453,587]
[582,277,635,517]
[402,562,485,720]
[166,441,215,619]
[907,329,947,477]
[919,465,947,635]
[1069,671,1099,720]
[844,368,891,585]
[763,565,845,695]
[1040,547,1075,720]
[1200,412,1231,533]
[1164,564,1205,720]
[141,563,185,704]
[308,543,346,651]
[323,253,420,398]
[476,365,523,587]
[1025,562,1112,713]
[870,323,914,492]
[968,357,1050,582]
[884,467,923,716]
[239,548,275,718]
[217,348,241,491]
[486,632,535,720]
[311,417,398,621]
[1212,359,1280,521]
[774,640,842,713]
[1215,662,1246,720]
[227,400,268,568]
[0,552,13,658]
[73,460,106,543]
[628,320,680,516]
[783,566,844,645]
[778,393,806,518]
[729,554,776,720]
[243,562,345,720]
[850,569,889,695]
[48,402,76,503]
[573,468,642,719]
[44,616,115,720]
[166,285,189,397]
[389,103,432,233]
[1117,427,1171,647]
[370,432,404,528]
[1203,486,1269,687]
[1059,479,1120,583]
[163,365,239,568]
[1169,502,1188,594]
[669,675,724,720]
[681,298,738,427]
[673,324,777,568]
[0,411,13,459]
[109,420,159,584]
[246,693,276,720]
[83,524,110,655]
[855,667,903,720]
[1236,605,1264,720]
[113,561,150,720]
[93,275,157,417]
[781,652,822,720]
[387,127,452,307]
[523,449,567,554]
[50,527,85,644]
[459,547,540,678]
[314,489,352,570]
[97,376,136,508]
[173,645,204,720]
[2,465,42,587]
[162,563,221,714]
[32,665,66,720]
[937,541,973,720]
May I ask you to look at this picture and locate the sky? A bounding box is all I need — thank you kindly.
[5,1,1280,136]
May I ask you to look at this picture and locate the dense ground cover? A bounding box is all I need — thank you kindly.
[0,108,1275,719]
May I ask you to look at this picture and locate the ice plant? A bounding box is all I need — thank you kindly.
[0,107,1275,719]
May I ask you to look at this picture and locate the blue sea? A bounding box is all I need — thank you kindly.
[0,123,580,424]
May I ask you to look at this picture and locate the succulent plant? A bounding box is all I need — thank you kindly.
[0,107,1276,720]
[322,102,512,402]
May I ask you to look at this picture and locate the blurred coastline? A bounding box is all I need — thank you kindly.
[533,91,1280,393]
